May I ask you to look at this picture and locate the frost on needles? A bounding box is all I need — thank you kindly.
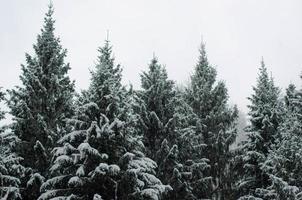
[2,3,302,200]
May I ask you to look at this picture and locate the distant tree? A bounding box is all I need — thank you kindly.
[237,60,283,199]
[234,110,248,147]
[185,42,238,199]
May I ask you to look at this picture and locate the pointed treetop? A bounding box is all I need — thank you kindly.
[90,40,124,102]
[148,52,160,70]
[148,54,162,75]
[47,1,54,14]
[257,58,269,82]
[190,41,217,88]
[38,2,56,38]
[249,58,280,116]
[96,39,114,68]
[45,3,55,26]
[260,57,269,73]
[260,58,270,79]
[198,41,209,66]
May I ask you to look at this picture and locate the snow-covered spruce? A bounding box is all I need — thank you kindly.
[184,42,238,199]
[258,77,302,200]
[236,60,283,199]
[6,5,74,199]
[138,56,176,157]
[138,56,200,199]
[0,89,25,199]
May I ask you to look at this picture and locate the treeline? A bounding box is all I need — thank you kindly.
[0,5,301,200]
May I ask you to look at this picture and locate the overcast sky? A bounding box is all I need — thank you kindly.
[1,0,302,113]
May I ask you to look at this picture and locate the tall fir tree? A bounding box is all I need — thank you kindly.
[41,40,171,200]
[185,42,238,199]
[237,60,282,199]
[7,4,74,199]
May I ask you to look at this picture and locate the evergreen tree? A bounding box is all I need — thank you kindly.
[237,60,282,199]
[185,42,238,199]
[7,4,74,174]
[41,40,171,200]
[139,56,176,157]
[0,89,24,199]
[138,57,197,199]
[7,4,74,199]
[172,87,198,162]
[259,77,302,199]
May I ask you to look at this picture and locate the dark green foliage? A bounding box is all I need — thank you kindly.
[185,43,238,199]
[258,77,302,199]
[88,40,123,121]
[0,89,25,199]
[41,41,170,200]
[6,5,74,199]
[7,4,74,174]
[139,56,176,156]
[138,57,198,199]
[237,60,283,199]
[4,4,302,199]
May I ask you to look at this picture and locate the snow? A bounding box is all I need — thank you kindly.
[68,176,83,187]
[58,130,86,144]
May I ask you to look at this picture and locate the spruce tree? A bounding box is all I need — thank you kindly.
[0,89,24,199]
[185,42,238,199]
[237,60,282,199]
[138,57,197,199]
[7,4,74,199]
[259,77,302,199]
[41,40,171,200]
[139,56,176,157]
[7,4,74,172]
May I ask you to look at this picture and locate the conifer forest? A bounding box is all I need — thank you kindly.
[1,3,302,200]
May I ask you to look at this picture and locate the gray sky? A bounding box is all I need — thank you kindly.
[1,0,302,113]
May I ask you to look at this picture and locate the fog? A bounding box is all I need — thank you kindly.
[1,0,302,113]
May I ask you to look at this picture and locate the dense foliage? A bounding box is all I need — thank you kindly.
[1,4,302,200]
[236,60,283,199]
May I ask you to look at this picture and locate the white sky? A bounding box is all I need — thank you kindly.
[1,0,302,113]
